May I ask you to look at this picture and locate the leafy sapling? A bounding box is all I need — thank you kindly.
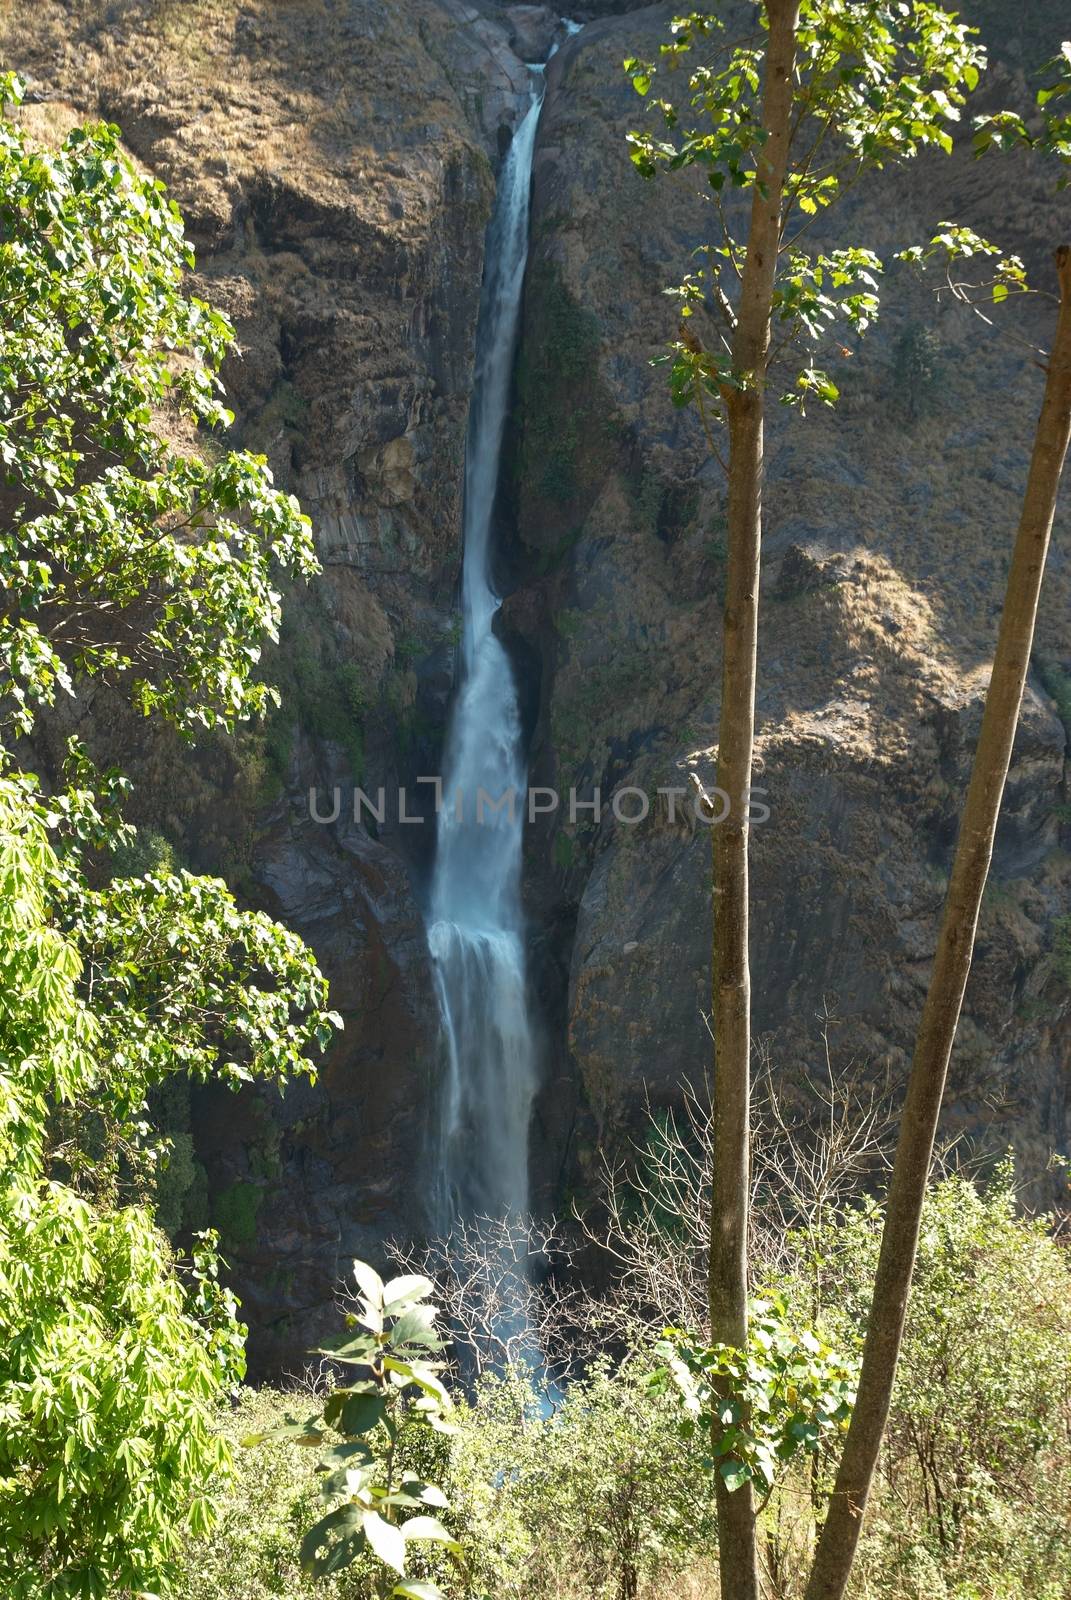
[0,71,318,740]
[650,1295,856,1506]
[624,3,984,418]
[249,1262,462,1600]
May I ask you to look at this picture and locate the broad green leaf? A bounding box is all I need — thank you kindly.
[401,1515,464,1557]
[241,1413,324,1447]
[719,1461,752,1493]
[339,1392,387,1437]
[401,1476,450,1509]
[363,1510,406,1574]
[351,1260,385,1310]
[388,1304,441,1350]
[299,1504,363,1571]
[381,1273,434,1312]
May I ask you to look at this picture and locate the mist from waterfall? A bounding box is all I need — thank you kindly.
[427,75,546,1232]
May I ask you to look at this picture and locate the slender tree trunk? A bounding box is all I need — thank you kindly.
[804,245,1071,1600]
[709,5,798,1596]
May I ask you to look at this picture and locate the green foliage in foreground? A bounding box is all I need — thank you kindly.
[0,77,340,1598]
[829,1170,1071,1598]
[175,1172,1071,1600]
[180,1360,717,1600]
[0,1196,241,1599]
[251,1264,459,1599]
[0,759,336,1597]
[0,782,246,1598]
[652,1295,856,1499]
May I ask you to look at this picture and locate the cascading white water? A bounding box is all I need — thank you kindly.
[427,75,547,1231]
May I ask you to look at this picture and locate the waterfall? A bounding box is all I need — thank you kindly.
[427,75,547,1232]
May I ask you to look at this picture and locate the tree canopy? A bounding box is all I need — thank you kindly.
[0,74,340,1598]
[0,71,317,738]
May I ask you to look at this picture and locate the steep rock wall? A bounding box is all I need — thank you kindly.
[5,0,1071,1373]
[1,0,560,1370]
[514,3,1071,1209]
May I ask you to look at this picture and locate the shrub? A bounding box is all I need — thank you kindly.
[426,1360,718,1600]
[251,1264,460,1598]
[0,1188,247,1600]
[800,1169,1071,1598]
[173,1388,353,1600]
[177,1360,717,1600]
[174,1175,1071,1600]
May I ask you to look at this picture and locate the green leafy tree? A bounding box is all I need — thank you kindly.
[835,1172,1071,1562]
[0,71,316,737]
[623,8,983,1593]
[0,779,257,1598]
[777,1169,1071,1598]
[0,75,341,1597]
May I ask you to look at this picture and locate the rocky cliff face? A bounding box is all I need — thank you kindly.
[512,2,1071,1208]
[3,0,571,1370]
[5,0,1069,1369]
